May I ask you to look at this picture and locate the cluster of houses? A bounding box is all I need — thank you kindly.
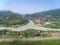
[33,19,52,25]
[32,15,59,25]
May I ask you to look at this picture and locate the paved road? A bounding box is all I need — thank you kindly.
[0,20,60,31]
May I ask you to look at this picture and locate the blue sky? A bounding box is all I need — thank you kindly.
[0,0,60,14]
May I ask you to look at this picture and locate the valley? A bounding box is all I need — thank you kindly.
[0,9,60,43]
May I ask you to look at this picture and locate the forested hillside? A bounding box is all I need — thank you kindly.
[25,9,60,21]
[0,11,29,26]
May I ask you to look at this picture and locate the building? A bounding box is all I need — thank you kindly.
[33,19,41,24]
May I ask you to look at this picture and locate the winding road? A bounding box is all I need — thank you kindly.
[0,20,60,31]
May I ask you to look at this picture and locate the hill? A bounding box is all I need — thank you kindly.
[24,9,60,28]
[25,8,60,21]
[0,11,29,27]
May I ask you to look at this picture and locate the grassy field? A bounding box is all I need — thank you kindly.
[0,39,60,45]
[43,23,60,29]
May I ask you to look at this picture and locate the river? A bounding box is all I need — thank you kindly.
[0,20,60,31]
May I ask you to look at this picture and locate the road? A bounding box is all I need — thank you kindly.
[0,20,60,31]
[0,37,60,41]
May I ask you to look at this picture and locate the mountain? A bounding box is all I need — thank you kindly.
[0,11,28,26]
[25,8,60,22]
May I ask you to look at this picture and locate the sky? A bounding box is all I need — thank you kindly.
[0,0,60,14]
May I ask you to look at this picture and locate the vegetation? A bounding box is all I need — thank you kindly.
[25,9,60,29]
[25,8,60,20]
[43,23,60,29]
[0,40,60,45]
[0,11,29,27]
[0,29,52,38]
[21,29,39,38]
